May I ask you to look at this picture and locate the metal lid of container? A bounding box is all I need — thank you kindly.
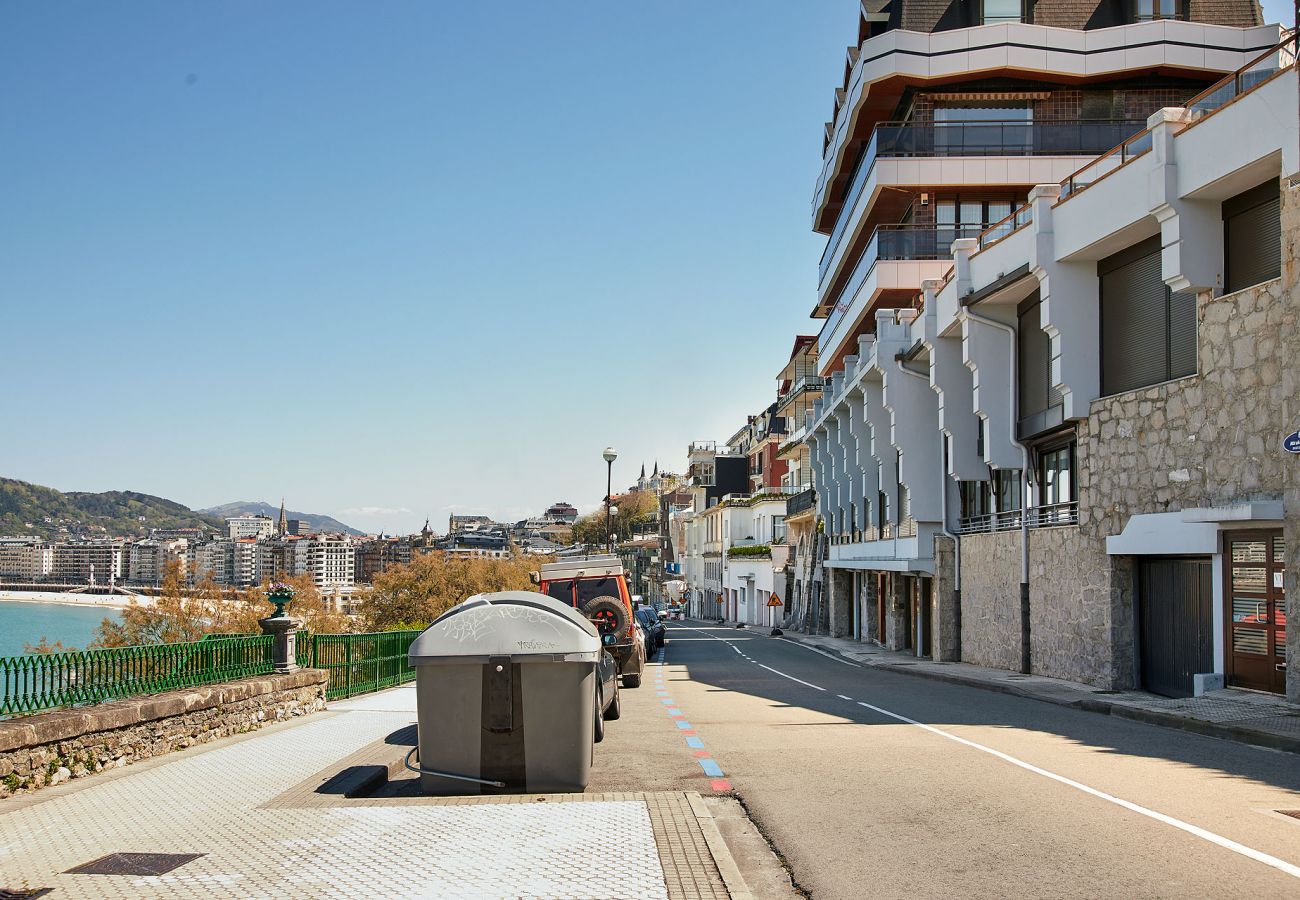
[408,590,601,664]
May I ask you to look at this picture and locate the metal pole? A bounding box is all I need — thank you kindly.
[605,460,613,554]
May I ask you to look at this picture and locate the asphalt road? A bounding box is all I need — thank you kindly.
[592,620,1300,899]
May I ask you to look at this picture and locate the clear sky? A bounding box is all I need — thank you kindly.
[2,2,1293,535]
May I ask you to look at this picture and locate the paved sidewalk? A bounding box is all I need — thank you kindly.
[0,684,742,899]
[778,630,1300,754]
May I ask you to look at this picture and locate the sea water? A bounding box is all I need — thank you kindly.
[0,601,121,657]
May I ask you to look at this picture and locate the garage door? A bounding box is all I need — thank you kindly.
[1138,558,1213,698]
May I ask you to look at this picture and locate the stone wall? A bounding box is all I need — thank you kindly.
[932,535,959,661]
[957,530,1023,672]
[0,670,327,799]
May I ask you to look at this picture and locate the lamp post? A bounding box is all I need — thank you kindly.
[602,446,618,553]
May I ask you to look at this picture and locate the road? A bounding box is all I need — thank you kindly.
[592,620,1300,899]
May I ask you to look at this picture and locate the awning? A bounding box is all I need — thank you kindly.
[1106,501,1285,556]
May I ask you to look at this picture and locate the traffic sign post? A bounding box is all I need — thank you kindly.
[766,595,782,628]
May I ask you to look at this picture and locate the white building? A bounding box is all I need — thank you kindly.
[226,515,275,540]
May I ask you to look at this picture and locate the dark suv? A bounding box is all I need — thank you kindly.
[535,555,646,687]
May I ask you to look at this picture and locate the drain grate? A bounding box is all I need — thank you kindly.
[1278,810,1300,821]
[65,852,205,876]
[1,890,54,899]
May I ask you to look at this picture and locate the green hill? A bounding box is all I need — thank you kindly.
[0,478,223,540]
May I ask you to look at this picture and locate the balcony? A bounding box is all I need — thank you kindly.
[819,120,1146,287]
[819,225,973,361]
[787,488,816,517]
[956,501,1079,534]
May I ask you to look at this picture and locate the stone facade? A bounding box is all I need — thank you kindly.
[957,530,1023,672]
[0,670,327,799]
[932,535,959,661]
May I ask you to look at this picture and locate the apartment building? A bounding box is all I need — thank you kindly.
[805,6,1296,700]
[50,541,126,585]
[126,538,188,586]
[307,534,355,598]
[226,515,275,540]
[0,538,53,581]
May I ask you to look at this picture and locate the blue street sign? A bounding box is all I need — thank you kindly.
[1285,431,1300,454]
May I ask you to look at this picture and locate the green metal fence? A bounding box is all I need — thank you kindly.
[305,631,422,700]
[0,629,425,716]
[0,635,275,717]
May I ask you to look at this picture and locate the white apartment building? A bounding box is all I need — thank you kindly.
[226,515,275,540]
[50,541,126,585]
[126,538,188,586]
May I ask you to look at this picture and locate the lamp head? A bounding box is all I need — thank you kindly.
[602,447,618,464]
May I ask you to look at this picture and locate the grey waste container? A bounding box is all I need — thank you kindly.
[407,590,602,795]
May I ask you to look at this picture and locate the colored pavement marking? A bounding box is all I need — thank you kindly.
[710,778,733,792]
[675,720,693,730]
[660,698,674,704]
[693,750,711,759]
[698,758,725,778]
[684,737,705,749]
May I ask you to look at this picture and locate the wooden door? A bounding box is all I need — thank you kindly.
[1138,558,1212,698]
[1225,532,1286,694]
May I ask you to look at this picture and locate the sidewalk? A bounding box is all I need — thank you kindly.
[778,630,1300,754]
[0,684,747,899]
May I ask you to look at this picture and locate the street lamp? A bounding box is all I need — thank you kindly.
[602,447,618,553]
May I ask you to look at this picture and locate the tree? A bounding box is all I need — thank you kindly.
[571,489,659,548]
[354,551,536,632]
[92,560,352,647]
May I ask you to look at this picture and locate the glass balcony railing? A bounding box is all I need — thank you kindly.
[821,225,980,344]
[819,119,1146,285]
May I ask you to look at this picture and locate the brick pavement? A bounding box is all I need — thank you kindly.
[0,684,738,899]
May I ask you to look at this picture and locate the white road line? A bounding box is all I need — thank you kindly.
[781,639,864,667]
[757,663,825,691]
[836,694,853,701]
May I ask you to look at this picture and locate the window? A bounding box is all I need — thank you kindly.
[696,463,715,487]
[1037,442,1076,508]
[934,107,1032,155]
[936,198,1018,250]
[993,469,1022,513]
[983,0,1025,24]
[959,481,992,520]
[1017,292,1064,438]
[1100,236,1197,396]
[772,516,787,544]
[1224,180,1281,293]
[1134,0,1182,21]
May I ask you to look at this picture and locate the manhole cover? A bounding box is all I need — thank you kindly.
[1278,810,1300,820]
[1,890,54,899]
[65,853,205,876]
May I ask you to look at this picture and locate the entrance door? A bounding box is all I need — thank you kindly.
[1138,558,1212,698]
[1226,532,1287,693]
[918,577,933,659]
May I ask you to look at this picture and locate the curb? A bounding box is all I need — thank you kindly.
[687,791,755,900]
[780,633,1300,756]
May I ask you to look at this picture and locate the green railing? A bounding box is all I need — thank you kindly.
[0,635,274,717]
[305,631,421,700]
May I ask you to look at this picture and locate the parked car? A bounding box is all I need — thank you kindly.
[636,606,666,651]
[594,649,620,744]
[536,554,646,687]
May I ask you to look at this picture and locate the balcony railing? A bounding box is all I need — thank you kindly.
[820,119,1147,284]
[1060,36,1296,203]
[821,225,978,343]
[956,501,1078,534]
[977,203,1033,251]
[787,488,816,516]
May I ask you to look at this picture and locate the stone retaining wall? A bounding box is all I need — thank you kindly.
[0,669,327,799]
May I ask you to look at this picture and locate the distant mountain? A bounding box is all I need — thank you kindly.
[200,501,364,537]
[0,478,224,539]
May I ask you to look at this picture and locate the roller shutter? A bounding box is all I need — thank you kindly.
[1100,237,1198,396]
[1224,180,1281,293]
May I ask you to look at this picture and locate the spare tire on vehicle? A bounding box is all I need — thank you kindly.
[580,595,629,638]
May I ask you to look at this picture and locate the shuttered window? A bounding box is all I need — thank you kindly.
[1224,180,1281,293]
[1100,236,1197,396]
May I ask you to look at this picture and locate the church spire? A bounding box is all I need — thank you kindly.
[653,460,659,476]
[640,462,646,479]
[277,498,288,537]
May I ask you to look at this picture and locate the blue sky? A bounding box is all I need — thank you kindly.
[2,2,1293,534]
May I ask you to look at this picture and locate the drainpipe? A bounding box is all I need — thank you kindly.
[962,307,1032,675]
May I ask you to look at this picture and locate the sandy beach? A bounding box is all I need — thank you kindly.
[0,590,152,610]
